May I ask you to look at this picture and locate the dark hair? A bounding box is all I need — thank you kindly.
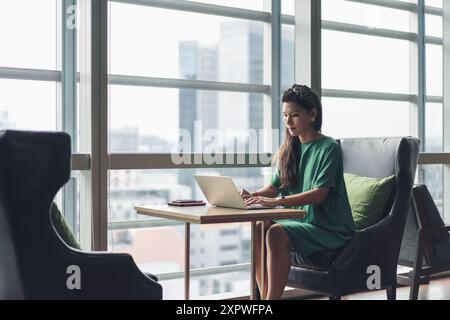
[278,84,323,189]
[281,84,322,131]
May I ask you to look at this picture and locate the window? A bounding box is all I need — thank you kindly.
[220,245,239,251]
[106,0,282,299]
[421,0,444,218]
[322,31,410,94]
[0,0,81,239]
[7,0,443,300]
[0,0,58,70]
[322,0,411,32]
[321,0,445,221]
[322,98,410,138]
[0,0,59,132]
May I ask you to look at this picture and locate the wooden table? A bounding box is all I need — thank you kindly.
[135,204,306,300]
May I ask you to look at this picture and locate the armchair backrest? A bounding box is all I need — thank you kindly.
[339,137,420,228]
[399,184,449,266]
[1,130,71,299]
[0,133,25,299]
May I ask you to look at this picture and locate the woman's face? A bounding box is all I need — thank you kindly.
[282,102,316,136]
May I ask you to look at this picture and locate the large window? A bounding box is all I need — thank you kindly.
[0,0,81,240]
[422,0,444,215]
[0,0,58,131]
[320,0,445,218]
[107,0,285,299]
[2,0,448,300]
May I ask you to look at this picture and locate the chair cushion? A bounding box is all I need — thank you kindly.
[344,173,395,230]
[416,185,450,244]
[51,202,81,249]
[290,249,341,271]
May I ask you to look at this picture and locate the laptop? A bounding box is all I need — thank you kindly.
[194,175,276,210]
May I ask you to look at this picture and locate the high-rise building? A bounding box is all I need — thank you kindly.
[176,21,295,297]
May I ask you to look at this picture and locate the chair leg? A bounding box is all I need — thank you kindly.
[386,284,396,300]
[409,229,425,300]
[409,276,420,300]
[329,295,341,300]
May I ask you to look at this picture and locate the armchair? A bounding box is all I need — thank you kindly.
[399,184,450,300]
[0,130,162,299]
[287,137,419,300]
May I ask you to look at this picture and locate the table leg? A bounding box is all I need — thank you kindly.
[251,221,257,300]
[185,222,190,300]
[260,220,266,300]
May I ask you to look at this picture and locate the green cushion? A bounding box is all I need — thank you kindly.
[344,173,395,230]
[51,202,81,249]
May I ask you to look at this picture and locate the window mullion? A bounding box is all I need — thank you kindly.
[443,0,450,223]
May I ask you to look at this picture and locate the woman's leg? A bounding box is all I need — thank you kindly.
[255,220,273,299]
[265,224,292,300]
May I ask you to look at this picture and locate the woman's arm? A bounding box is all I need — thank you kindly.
[240,184,279,199]
[252,184,279,198]
[281,187,330,207]
[245,187,330,207]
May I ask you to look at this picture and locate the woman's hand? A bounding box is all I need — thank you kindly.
[239,189,251,200]
[244,196,280,207]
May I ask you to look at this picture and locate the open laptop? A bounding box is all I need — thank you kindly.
[194,175,275,210]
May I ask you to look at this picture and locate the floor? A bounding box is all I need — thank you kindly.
[311,275,450,300]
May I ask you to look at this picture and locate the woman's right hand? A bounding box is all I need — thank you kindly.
[240,189,251,200]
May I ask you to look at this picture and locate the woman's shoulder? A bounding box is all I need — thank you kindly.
[317,136,342,154]
[317,135,340,147]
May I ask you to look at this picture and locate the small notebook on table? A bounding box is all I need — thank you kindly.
[168,200,206,207]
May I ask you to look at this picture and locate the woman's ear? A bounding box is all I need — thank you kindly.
[310,108,317,120]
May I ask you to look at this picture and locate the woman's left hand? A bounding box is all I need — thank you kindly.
[244,196,280,207]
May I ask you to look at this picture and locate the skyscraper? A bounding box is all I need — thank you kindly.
[176,21,295,297]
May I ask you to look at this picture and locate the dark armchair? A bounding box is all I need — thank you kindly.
[287,137,419,300]
[398,184,450,300]
[0,130,162,299]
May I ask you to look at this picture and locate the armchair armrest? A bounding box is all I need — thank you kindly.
[27,247,162,300]
[420,225,450,236]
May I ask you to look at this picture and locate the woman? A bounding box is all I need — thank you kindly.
[241,84,356,300]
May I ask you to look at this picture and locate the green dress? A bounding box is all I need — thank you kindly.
[272,136,356,257]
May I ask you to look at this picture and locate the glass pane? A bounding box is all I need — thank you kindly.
[282,0,295,15]
[55,171,81,242]
[108,167,270,299]
[322,31,410,94]
[418,165,443,217]
[0,0,57,70]
[110,220,251,300]
[110,2,266,84]
[426,14,442,38]
[322,0,410,32]
[110,86,270,153]
[109,167,269,222]
[425,103,443,152]
[184,0,265,11]
[426,44,443,97]
[0,79,57,131]
[281,25,295,91]
[426,0,442,8]
[321,98,410,138]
